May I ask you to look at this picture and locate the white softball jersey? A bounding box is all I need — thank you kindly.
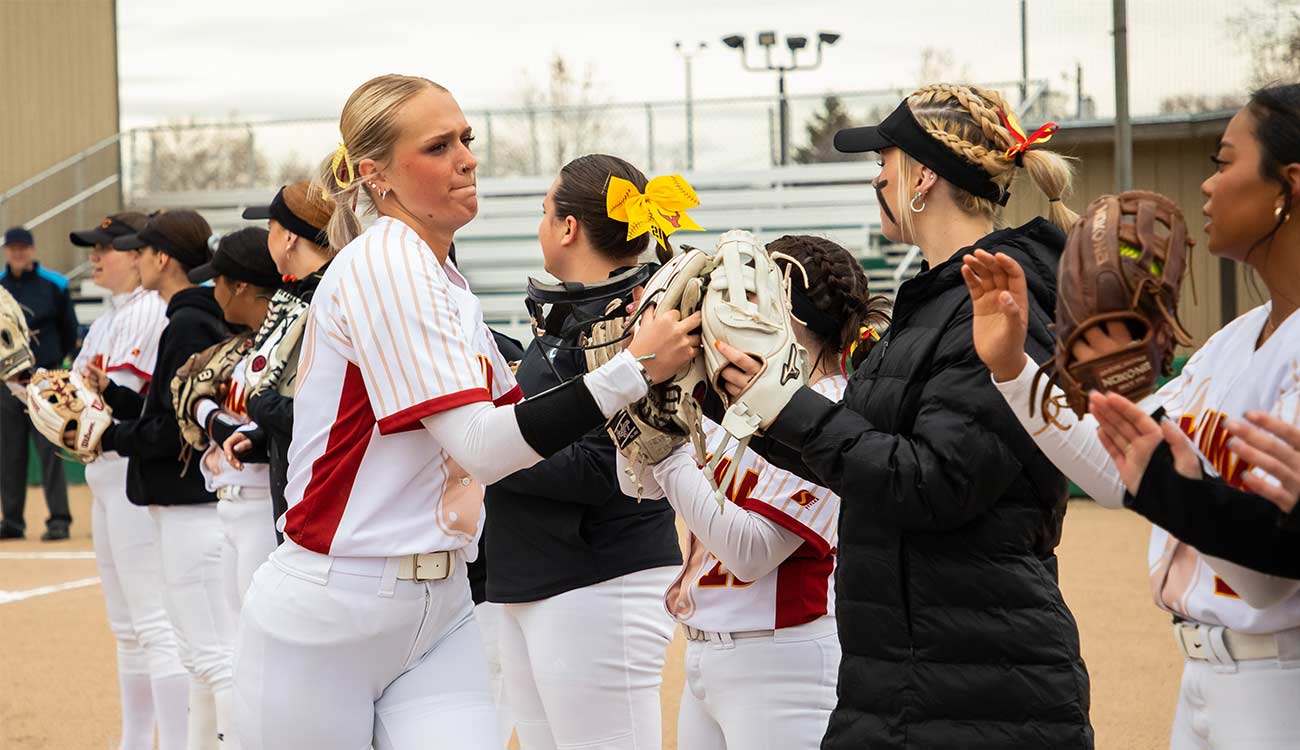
[195,358,271,492]
[665,374,846,634]
[997,302,1300,635]
[282,217,521,558]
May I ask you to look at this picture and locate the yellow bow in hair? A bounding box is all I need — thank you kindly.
[606,174,704,249]
[330,142,355,191]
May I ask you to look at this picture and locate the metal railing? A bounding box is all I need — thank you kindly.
[0,133,123,231]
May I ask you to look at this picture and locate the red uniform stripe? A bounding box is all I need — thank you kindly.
[284,363,375,554]
[773,542,834,629]
[375,387,493,435]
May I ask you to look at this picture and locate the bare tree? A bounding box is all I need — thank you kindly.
[1159,93,1248,115]
[1229,0,1300,87]
[915,47,972,85]
[485,54,628,177]
[134,119,270,193]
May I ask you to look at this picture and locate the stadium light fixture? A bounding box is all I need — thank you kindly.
[786,35,808,51]
[722,34,746,50]
[818,32,841,46]
[757,31,777,47]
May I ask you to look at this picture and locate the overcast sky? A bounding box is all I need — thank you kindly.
[115,0,1257,129]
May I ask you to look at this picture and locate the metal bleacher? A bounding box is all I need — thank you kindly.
[140,161,920,342]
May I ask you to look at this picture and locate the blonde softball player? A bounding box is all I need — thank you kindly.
[185,227,283,609]
[622,236,886,749]
[70,212,189,750]
[966,84,1300,749]
[233,75,700,750]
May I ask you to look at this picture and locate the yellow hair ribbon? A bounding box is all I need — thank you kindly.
[330,142,356,191]
[606,174,704,249]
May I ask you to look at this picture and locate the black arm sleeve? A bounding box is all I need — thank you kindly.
[492,427,623,506]
[246,390,294,438]
[1125,443,1300,579]
[513,375,607,458]
[103,382,146,419]
[762,316,1025,531]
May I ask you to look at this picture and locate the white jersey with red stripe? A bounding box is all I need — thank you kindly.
[196,358,270,492]
[282,217,521,558]
[73,287,167,393]
[666,374,846,633]
[1143,302,1300,634]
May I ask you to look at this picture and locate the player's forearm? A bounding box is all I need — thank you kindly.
[653,451,803,583]
[992,359,1126,508]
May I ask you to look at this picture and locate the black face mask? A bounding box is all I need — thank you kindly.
[524,263,658,379]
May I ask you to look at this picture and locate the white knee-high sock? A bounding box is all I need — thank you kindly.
[151,673,190,750]
[188,681,219,750]
[117,671,156,750]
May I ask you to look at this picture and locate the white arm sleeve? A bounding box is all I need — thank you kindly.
[422,351,650,486]
[992,359,1127,509]
[651,449,804,583]
[423,402,542,486]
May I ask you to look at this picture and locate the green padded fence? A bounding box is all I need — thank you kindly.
[26,438,86,485]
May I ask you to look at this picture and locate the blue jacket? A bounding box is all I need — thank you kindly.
[0,262,79,368]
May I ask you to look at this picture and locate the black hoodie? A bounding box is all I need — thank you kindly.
[756,219,1093,750]
[101,286,230,506]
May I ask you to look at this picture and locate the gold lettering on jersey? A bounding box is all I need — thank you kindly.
[476,354,493,393]
[1178,409,1253,487]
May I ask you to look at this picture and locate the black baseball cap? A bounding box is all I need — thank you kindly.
[834,100,1010,206]
[70,212,149,248]
[187,227,281,288]
[3,227,34,247]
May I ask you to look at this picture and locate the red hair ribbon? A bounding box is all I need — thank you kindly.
[840,326,882,375]
[999,109,1058,163]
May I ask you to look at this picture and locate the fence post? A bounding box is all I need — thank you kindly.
[645,103,655,172]
[767,105,777,168]
[149,130,160,194]
[484,111,495,175]
[247,128,258,188]
[528,108,540,175]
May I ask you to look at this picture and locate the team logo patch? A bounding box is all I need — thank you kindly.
[790,489,820,508]
[250,355,267,373]
[1213,576,1240,599]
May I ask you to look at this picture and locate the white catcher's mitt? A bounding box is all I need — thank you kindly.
[244,289,309,399]
[26,369,112,463]
[700,230,809,497]
[0,285,34,383]
[585,249,716,479]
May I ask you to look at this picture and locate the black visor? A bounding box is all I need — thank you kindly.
[242,188,329,247]
[834,101,1009,206]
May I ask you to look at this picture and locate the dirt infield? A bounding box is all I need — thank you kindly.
[0,489,1178,749]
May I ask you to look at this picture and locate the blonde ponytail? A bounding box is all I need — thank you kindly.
[906,83,1077,229]
[314,74,448,250]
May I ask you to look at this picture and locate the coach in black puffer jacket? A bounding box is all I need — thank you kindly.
[757,218,1092,749]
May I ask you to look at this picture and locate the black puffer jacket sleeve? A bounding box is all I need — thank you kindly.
[103,382,146,419]
[246,390,294,437]
[765,310,1024,531]
[1126,443,1300,578]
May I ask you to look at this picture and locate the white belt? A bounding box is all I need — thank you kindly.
[682,624,775,643]
[1173,621,1280,664]
[330,551,453,582]
[216,485,271,501]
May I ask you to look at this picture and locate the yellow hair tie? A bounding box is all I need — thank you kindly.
[330,142,356,191]
[606,174,704,250]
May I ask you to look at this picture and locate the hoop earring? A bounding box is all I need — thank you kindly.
[910,192,927,213]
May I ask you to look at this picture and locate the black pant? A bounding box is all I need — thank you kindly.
[0,388,70,535]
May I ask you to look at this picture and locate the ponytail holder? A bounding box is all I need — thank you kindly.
[330,142,356,191]
[998,109,1058,166]
[606,174,704,250]
[841,325,882,375]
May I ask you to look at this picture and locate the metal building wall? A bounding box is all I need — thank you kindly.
[0,0,121,273]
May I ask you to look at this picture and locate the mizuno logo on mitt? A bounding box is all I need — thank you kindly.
[780,344,801,386]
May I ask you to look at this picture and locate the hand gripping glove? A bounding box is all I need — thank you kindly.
[172,333,254,451]
[27,369,112,463]
[0,286,34,383]
[245,289,309,399]
[1033,191,1194,424]
[700,230,809,500]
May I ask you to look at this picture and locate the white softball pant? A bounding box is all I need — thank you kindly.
[1170,656,1300,749]
[497,566,677,750]
[87,456,189,750]
[234,540,500,750]
[216,486,277,611]
[676,616,839,750]
[150,503,238,750]
[475,601,515,747]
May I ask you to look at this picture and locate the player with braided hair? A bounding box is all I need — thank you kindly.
[707,84,1093,749]
[618,235,880,749]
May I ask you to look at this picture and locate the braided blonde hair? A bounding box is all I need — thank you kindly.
[312,74,448,250]
[896,83,1078,240]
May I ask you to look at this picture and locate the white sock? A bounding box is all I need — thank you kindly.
[151,673,190,750]
[188,682,218,750]
[117,672,155,750]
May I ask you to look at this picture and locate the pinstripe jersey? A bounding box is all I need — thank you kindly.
[72,287,167,391]
[282,217,520,557]
[666,374,846,633]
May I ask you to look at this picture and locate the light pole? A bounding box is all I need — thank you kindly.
[674,41,706,171]
[722,31,840,166]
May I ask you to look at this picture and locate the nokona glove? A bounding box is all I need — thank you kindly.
[172,333,254,451]
[27,369,112,463]
[1034,191,1194,424]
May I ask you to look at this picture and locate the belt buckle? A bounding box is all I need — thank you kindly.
[409,552,447,582]
[1175,624,1206,660]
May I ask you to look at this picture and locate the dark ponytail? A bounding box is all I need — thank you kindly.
[766,235,890,374]
[553,154,672,264]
